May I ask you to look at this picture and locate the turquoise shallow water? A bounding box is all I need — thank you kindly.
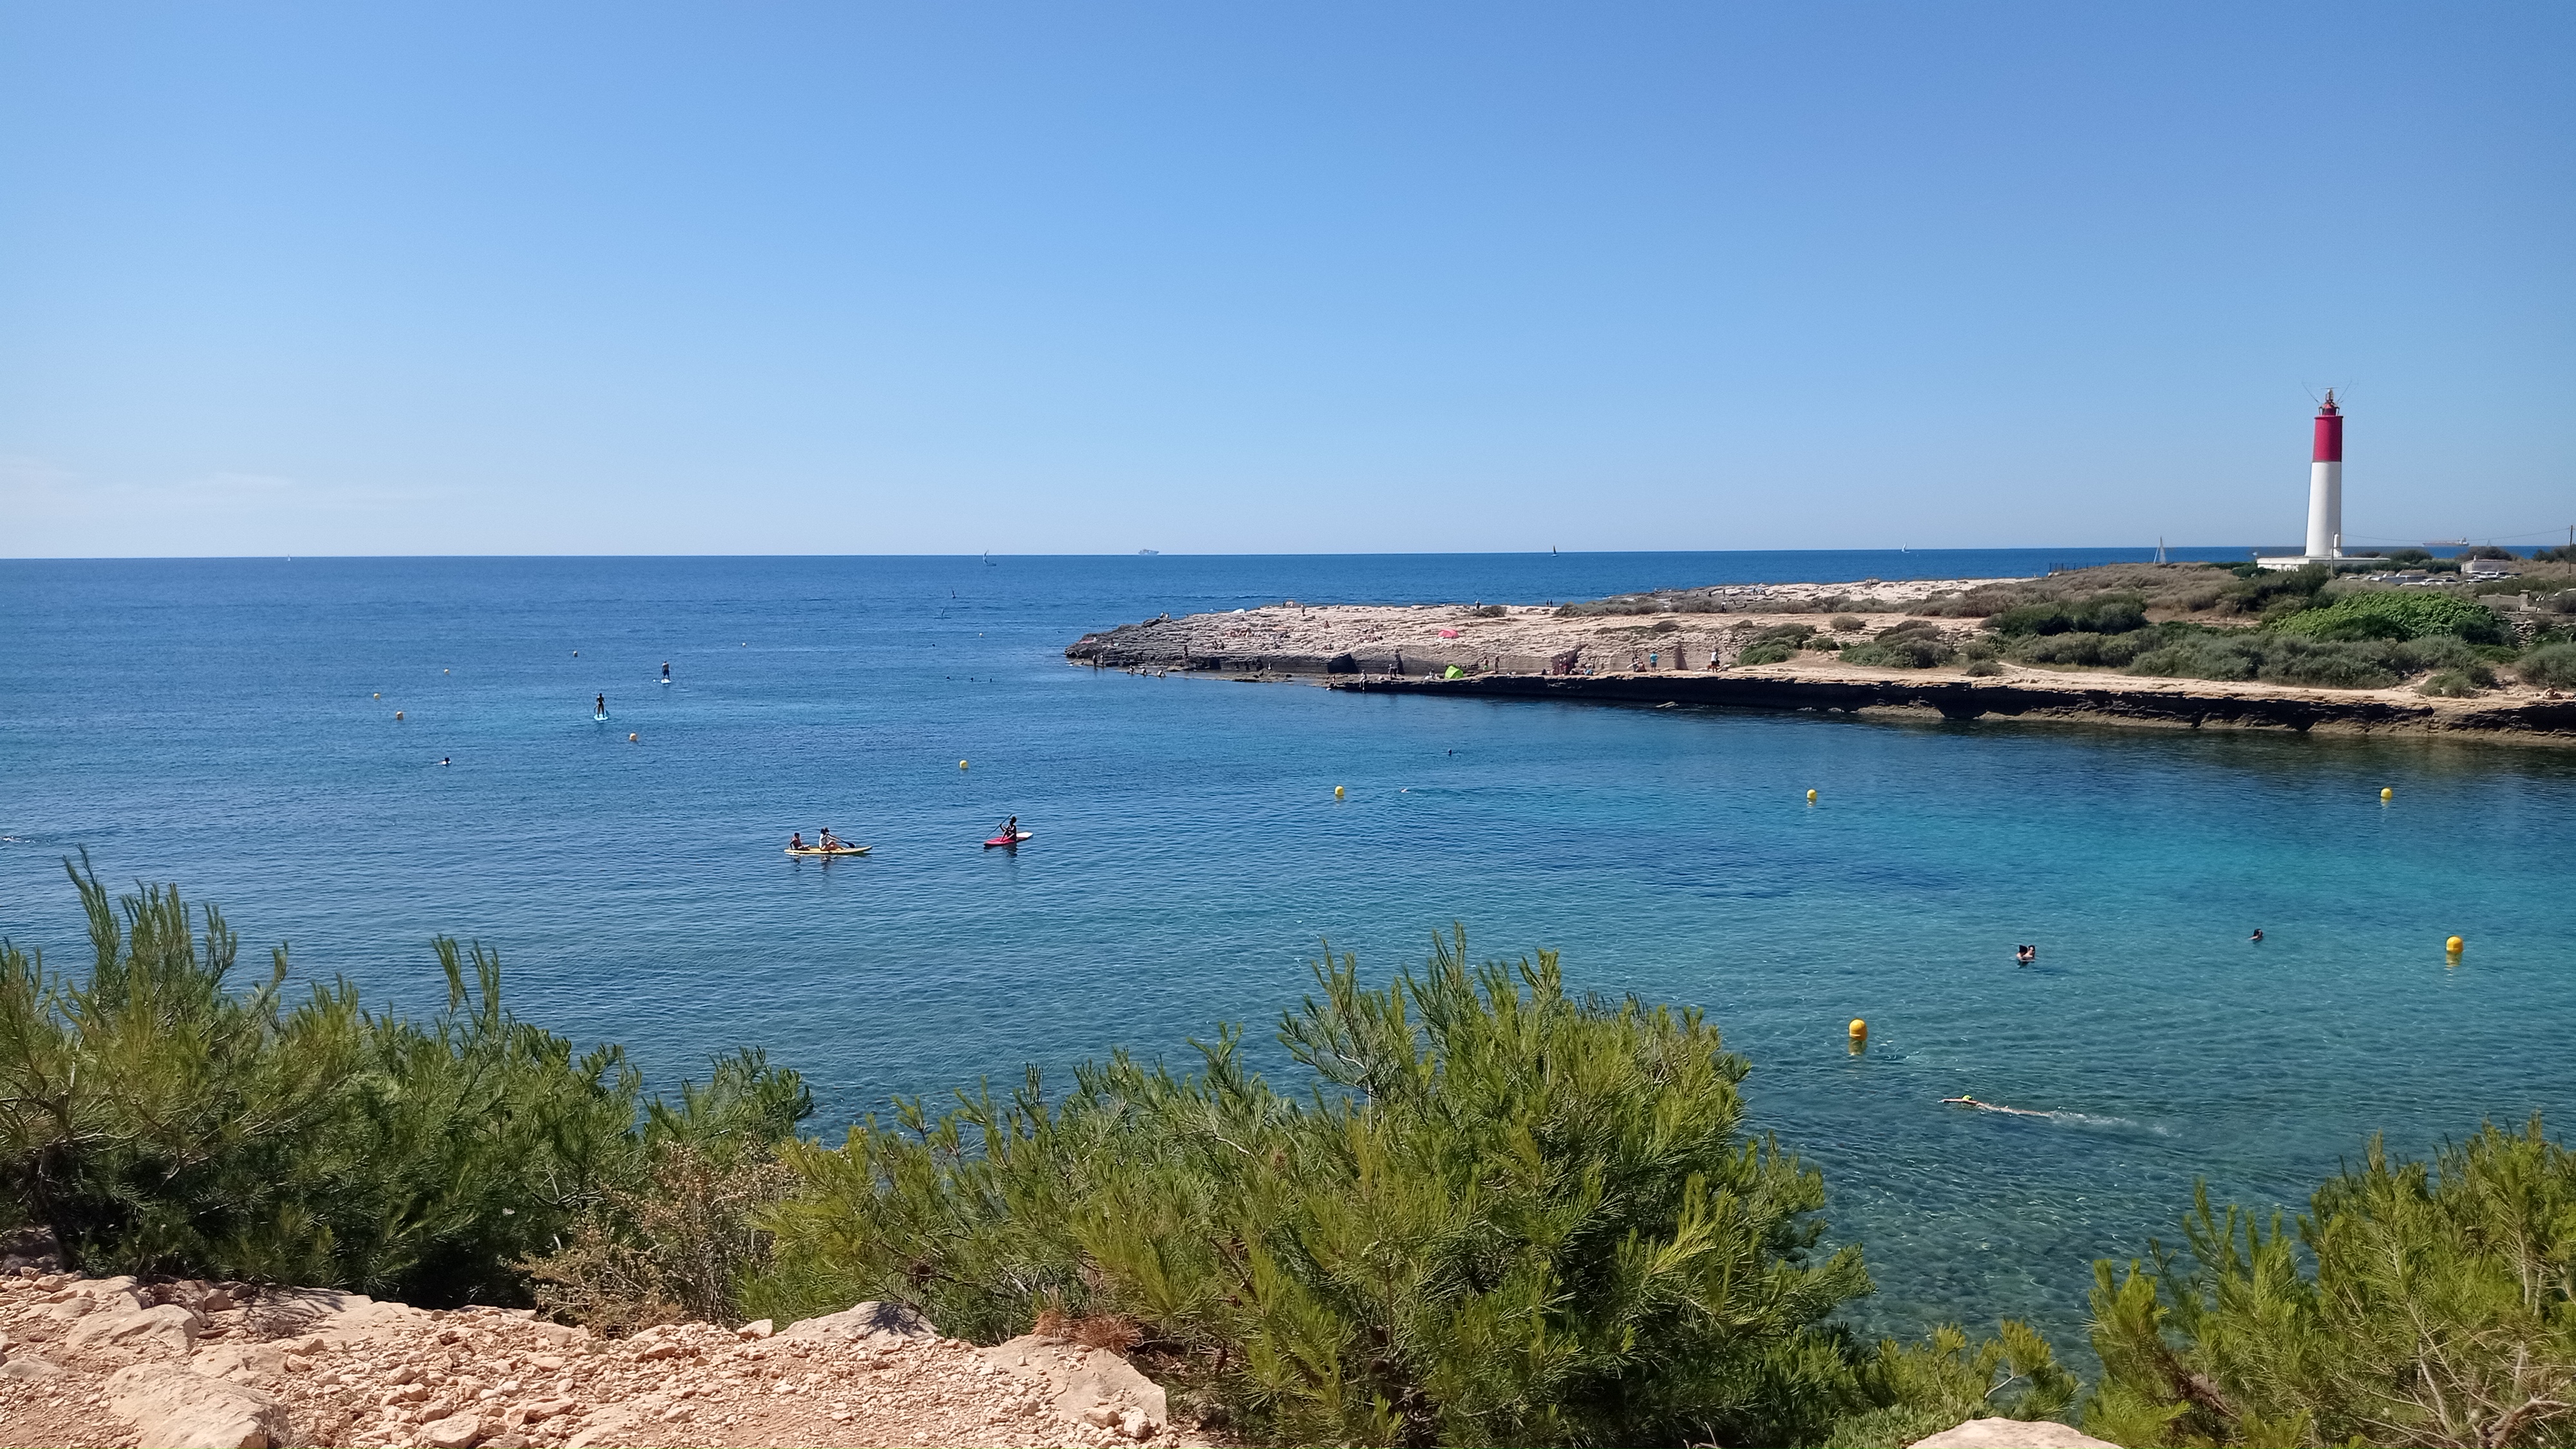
[3,551,2572,1352]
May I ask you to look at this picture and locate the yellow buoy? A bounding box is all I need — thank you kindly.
[2381,787,2394,801]
[372,692,381,699]
[960,759,970,770]
[1848,1018,1867,1041]
[443,668,450,675]
[629,732,639,743]
[2447,935,2464,954]
[1806,788,1819,804]
[1334,785,1345,799]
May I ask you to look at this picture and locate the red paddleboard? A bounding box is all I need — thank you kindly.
[983,831,1034,848]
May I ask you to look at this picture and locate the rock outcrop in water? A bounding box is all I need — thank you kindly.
[1066,595,2576,744]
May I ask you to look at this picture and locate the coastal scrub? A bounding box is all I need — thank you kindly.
[748,930,2061,1448]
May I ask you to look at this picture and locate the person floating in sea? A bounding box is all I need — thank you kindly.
[2015,944,2036,966]
[2249,929,2264,943]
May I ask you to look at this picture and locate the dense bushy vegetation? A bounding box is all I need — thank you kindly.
[1876,562,2562,694]
[2087,1119,2576,1448]
[746,931,2072,1446]
[15,867,2576,1447]
[0,856,806,1307]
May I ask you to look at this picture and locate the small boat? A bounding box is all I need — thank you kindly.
[785,844,871,857]
[982,831,1034,848]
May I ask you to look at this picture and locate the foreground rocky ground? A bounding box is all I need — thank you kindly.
[0,1270,1194,1449]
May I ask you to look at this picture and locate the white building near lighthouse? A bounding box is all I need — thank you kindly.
[2256,392,2347,570]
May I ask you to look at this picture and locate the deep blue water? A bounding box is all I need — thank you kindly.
[5,550,2573,1354]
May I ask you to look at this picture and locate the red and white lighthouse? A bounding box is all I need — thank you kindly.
[2303,390,2344,559]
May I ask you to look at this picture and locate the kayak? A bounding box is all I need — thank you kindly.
[784,845,871,857]
[983,831,1034,848]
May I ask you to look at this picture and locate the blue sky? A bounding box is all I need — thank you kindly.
[3,3,2569,557]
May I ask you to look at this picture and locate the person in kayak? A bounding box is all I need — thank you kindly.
[789,831,807,851]
[999,815,1019,841]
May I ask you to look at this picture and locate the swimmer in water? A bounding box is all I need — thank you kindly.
[1943,1095,2051,1119]
[2015,944,2036,966]
[2249,929,2264,943]
[439,757,451,766]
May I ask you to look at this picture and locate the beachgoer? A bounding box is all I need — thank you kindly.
[2015,944,2036,965]
[790,831,806,851]
[820,828,841,851]
[1001,815,1019,841]
[2249,929,2264,942]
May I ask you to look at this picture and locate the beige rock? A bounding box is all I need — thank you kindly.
[0,1355,62,1380]
[1909,1417,2120,1448]
[779,1300,938,1345]
[105,1363,292,1448]
[66,1302,203,1358]
[982,1335,1170,1429]
[734,1318,773,1340]
[419,1408,484,1448]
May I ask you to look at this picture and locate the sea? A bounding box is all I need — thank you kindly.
[5,550,2573,1355]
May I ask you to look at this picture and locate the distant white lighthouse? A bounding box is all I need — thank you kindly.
[2257,392,2347,571]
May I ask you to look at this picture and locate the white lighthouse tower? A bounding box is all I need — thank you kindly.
[2257,392,2347,570]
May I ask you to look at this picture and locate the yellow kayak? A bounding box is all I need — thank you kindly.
[784,845,871,857]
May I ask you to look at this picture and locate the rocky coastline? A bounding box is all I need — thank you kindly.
[1065,585,2576,745]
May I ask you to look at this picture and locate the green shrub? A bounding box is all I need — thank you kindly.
[1830,615,1866,632]
[753,933,1960,1448]
[2519,643,2576,688]
[2256,639,2400,689]
[0,857,805,1307]
[1987,594,2148,638]
[1963,659,2005,677]
[1843,621,1956,669]
[1737,641,1798,667]
[2008,632,2109,667]
[1829,1322,2074,1449]
[2128,634,2265,682]
[2419,670,2481,697]
[2216,564,2333,616]
[1471,605,1508,618]
[2085,1118,2576,1448]
[1754,623,1820,646]
[2274,591,2508,645]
